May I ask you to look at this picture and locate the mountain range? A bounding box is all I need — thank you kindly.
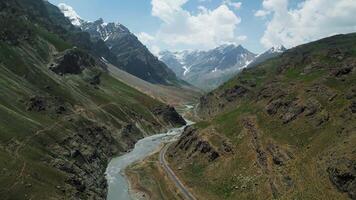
[166,33,356,200]
[59,4,184,86]
[127,32,356,200]
[247,45,286,69]
[1,0,355,200]
[59,3,285,92]
[159,44,286,91]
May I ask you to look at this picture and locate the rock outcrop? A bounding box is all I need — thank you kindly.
[50,48,97,75]
[328,159,356,199]
[170,126,220,162]
[51,121,120,199]
[153,105,186,127]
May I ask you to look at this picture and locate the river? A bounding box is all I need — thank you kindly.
[106,120,193,200]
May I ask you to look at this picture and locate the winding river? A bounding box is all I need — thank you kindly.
[106,120,193,200]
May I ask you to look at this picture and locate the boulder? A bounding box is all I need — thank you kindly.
[304,98,321,116]
[327,159,356,199]
[26,96,46,112]
[350,101,356,113]
[332,66,353,77]
[281,104,305,124]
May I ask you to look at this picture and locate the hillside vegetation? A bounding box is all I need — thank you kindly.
[0,0,186,199]
[168,33,356,199]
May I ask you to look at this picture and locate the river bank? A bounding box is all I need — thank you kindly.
[105,121,192,200]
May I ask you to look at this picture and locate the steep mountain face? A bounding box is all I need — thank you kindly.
[168,33,356,199]
[247,45,286,68]
[159,44,256,91]
[0,1,186,199]
[59,5,182,86]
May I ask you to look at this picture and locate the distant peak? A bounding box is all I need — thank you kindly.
[58,3,82,26]
[94,18,104,24]
[269,45,286,53]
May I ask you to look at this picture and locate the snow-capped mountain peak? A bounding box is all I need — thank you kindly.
[58,3,82,26]
[159,44,256,90]
[245,45,287,69]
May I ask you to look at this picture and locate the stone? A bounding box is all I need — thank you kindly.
[327,160,356,199]
[281,103,305,124]
[332,66,353,77]
[350,101,356,113]
[26,96,46,112]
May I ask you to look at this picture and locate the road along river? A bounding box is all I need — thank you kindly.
[106,120,193,200]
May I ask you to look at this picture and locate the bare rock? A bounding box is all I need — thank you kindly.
[173,126,220,162]
[350,101,356,114]
[281,104,305,124]
[267,143,292,166]
[26,96,46,112]
[50,48,95,75]
[153,105,186,126]
[221,85,248,102]
[327,159,356,199]
[332,66,353,77]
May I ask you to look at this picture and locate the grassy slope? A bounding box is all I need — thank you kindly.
[126,152,185,200]
[167,34,356,199]
[0,22,177,199]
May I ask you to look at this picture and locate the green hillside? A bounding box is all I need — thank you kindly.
[167,33,356,199]
[0,0,186,199]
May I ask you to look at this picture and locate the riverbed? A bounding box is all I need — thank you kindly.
[106,120,192,200]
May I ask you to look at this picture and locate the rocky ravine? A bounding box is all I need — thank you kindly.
[50,106,185,199]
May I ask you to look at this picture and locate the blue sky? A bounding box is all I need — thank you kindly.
[49,0,267,53]
[49,0,356,54]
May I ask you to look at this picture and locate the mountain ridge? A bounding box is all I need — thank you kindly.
[159,44,256,91]
[58,3,185,86]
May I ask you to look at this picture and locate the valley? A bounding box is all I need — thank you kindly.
[0,0,195,199]
[127,33,356,200]
[0,0,355,200]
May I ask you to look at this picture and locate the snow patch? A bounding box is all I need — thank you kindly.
[241,59,253,69]
[211,68,218,73]
[101,57,109,63]
[269,45,285,53]
[182,66,191,76]
[58,3,82,26]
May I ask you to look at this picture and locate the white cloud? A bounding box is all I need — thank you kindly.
[254,10,270,17]
[150,45,161,56]
[136,32,161,56]
[137,32,155,44]
[224,0,242,10]
[257,0,356,48]
[149,0,244,50]
[237,35,247,41]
